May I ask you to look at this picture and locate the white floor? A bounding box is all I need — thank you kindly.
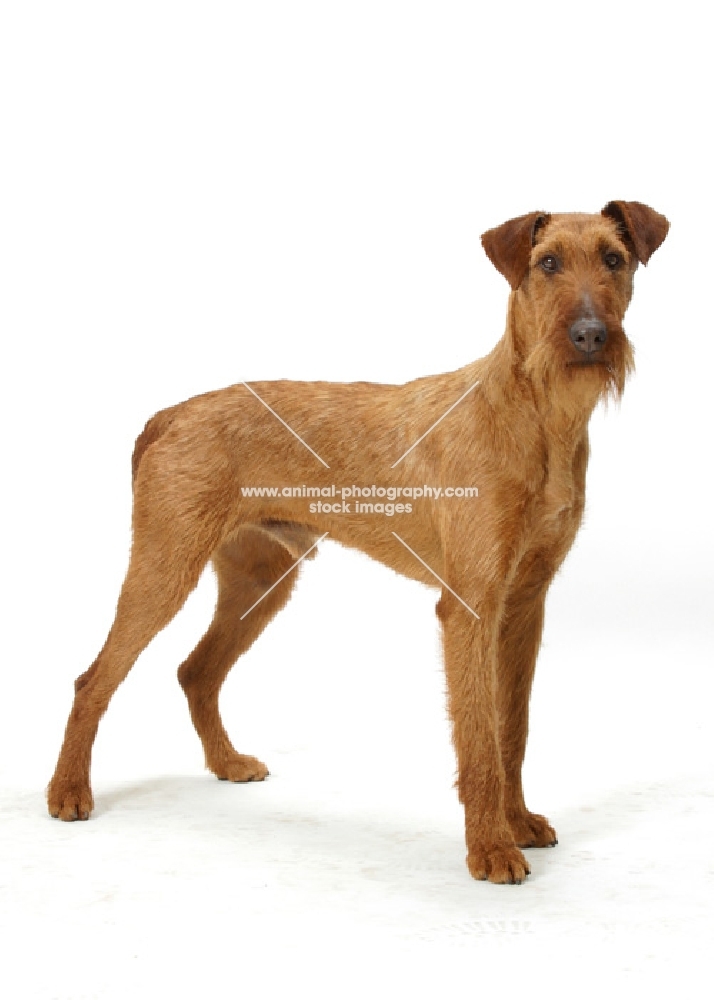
[2,544,712,999]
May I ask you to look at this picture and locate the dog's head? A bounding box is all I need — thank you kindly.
[481,202,669,403]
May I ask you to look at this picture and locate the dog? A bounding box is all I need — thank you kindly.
[48,200,668,883]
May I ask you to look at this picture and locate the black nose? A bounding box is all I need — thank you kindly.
[569,316,607,353]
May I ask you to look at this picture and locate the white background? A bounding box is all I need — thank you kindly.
[1,2,712,997]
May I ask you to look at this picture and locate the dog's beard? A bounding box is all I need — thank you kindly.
[523,330,634,413]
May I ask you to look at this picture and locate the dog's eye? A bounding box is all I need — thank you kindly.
[603,252,623,270]
[539,255,560,274]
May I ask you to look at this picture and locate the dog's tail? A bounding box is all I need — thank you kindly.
[131,405,181,484]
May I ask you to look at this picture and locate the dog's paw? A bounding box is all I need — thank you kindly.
[467,842,531,884]
[213,754,269,783]
[47,780,94,821]
[508,811,558,848]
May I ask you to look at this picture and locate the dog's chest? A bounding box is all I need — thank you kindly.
[525,439,586,547]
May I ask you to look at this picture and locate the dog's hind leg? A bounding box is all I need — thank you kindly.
[177,524,313,782]
[47,462,224,821]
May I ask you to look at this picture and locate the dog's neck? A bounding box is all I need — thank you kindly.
[470,297,600,511]
[491,294,603,443]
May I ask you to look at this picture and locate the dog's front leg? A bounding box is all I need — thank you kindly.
[437,588,530,884]
[497,571,558,850]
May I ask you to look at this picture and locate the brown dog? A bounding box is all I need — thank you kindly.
[48,201,668,884]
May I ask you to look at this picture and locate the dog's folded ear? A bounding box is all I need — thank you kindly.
[601,201,669,265]
[481,212,551,290]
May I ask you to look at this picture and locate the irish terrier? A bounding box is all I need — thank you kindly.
[48,200,668,884]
